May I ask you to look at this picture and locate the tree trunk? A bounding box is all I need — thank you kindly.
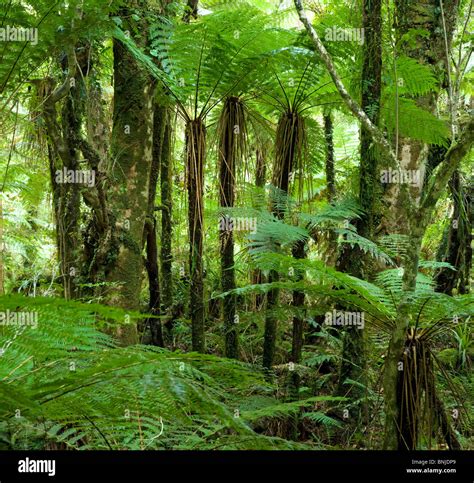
[105,7,155,344]
[183,0,199,22]
[263,110,302,369]
[144,104,169,347]
[39,65,83,301]
[383,227,423,449]
[252,147,266,311]
[219,97,244,359]
[324,112,336,203]
[382,0,460,235]
[160,109,174,325]
[435,170,472,295]
[289,238,306,397]
[186,119,206,353]
[334,0,382,422]
[323,111,339,267]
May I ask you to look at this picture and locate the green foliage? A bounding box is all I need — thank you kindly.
[0,295,314,450]
[383,96,450,146]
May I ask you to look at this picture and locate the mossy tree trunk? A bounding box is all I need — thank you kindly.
[382,0,461,448]
[323,111,339,267]
[289,238,306,396]
[39,51,84,301]
[382,0,459,235]
[105,3,155,345]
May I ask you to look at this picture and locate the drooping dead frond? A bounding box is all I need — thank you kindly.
[271,109,306,215]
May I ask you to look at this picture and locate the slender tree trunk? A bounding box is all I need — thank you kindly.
[435,170,471,295]
[145,217,163,346]
[219,97,244,359]
[186,119,206,353]
[160,109,174,324]
[183,0,199,22]
[289,238,306,396]
[324,112,336,203]
[252,147,266,311]
[323,111,338,267]
[58,85,82,299]
[264,110,303,369]
[263,278,278,369]
[144,104,168,347]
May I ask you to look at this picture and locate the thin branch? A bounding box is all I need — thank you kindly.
[421,118,474,219]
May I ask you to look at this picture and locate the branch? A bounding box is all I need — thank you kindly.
[293,0,397,166]
[421,118,474,217]
[48,46,77,104]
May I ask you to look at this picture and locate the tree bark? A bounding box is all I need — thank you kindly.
[186,119,206,353]
[144,104,169,347]
[219,97,244,359]
[383,227,423,449]
[39,51,82,301]
[289,238,306,396]
[160,109,174,324]
[183,0,199,23]
[105,5,155,344]
[324,112,336,203]
[435,170,472,295]
[252,147,267,311]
